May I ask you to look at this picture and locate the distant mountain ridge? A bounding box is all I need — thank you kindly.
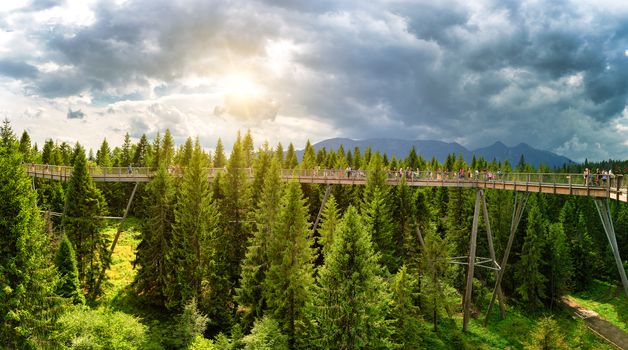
[298,138,574,168]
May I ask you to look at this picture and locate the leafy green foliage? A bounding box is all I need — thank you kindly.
[242,316,289,350]
[524,316,568,350]
[55,306,148,349]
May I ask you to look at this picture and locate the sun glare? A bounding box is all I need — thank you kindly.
[222,74,264,99]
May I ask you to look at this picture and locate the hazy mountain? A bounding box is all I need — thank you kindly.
[298,138,574,168]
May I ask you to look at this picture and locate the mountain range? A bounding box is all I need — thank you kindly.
[298,138,574,169]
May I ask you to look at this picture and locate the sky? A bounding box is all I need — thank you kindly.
[1,0,627,162]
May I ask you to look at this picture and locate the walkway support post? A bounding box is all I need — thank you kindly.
[463,190,482,331]
[594,198,628,298]
[93,182,139,296]
[484,191,529,325]
[479,190,506,319]
[312,184,332,234]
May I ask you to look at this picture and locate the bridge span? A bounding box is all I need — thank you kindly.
[25,163,628,330]
[24,163,627,202]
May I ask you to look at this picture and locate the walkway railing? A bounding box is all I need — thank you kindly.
[24,164,627,202]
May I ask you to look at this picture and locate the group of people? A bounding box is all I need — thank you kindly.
[583,168,614,186]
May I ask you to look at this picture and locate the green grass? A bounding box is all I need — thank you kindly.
[569,279,628,332]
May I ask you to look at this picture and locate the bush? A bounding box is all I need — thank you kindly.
[242,316,289,350]
[55,306,147,349]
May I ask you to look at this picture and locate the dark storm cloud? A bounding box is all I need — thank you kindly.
[0,59,38,79]
[67,108,85,119]
[4,0,628,160]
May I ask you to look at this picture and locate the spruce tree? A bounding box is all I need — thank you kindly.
[420,228,455,331]
[313,206,391,349]
[133,134,149,166]
[236,157,282,328]
[135,166,176,307]
[96,138,112,167]
[300,140,316,170]
[515,199,547,311]
[393,175,417,264]
[121,132,132,167]
[171,140,221,314]
[390,265,423,349]
[263,181,315,348]
[285,142,298,169]
[571,213,594,290]
[0,136,59,348]
[213,138,226,168]
[19,130,32,162]
[55,233,85,304]
[318,194,340,259]
[363,186,398,273]
[243,130,255,168]
[215,135,252,326]
[161,129,175,168]
[546,223,572,307]
[179,136,194,166]
[63,143,108,298]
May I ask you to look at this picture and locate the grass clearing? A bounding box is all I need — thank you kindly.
[569,279,628,332]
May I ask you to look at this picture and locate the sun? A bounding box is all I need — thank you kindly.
[222,73,264,99]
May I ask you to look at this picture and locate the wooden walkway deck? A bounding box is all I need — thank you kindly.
[25,164,627,203]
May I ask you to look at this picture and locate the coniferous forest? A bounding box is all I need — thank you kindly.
[1,120,628,349]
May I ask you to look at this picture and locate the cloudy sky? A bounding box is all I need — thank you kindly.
[1,0,627,161]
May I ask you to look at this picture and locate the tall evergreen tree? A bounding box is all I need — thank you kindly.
[135,166,177,307]
[236,157,282,328]
[313,206,391,349]
[317,194,340,259]
[243,130,255,168]
[571,213,594,291]
[161,129,175,168]
[300,140,316,170]
[179,137,194,166]
[171,140,221,314]
[0,136,59,348]
[213,138,226,168]
[19,130,32,162]
[263,181,315,348]
[545,223,572,308]
[55,234,85,304]
[285,143,298,169]
[515,199,547,311]
[63,143,108,298]
[275,142,284,165]
[133,134,149,166]
[363,186,398,273]
[121,132,132,167]
[420,228,455,331]
[96,138,112,167]
[0,118,17,150]
[151,132,161,170]
[390,265,423,349]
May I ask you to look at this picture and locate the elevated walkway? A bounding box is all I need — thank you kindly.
[25,164,627,202]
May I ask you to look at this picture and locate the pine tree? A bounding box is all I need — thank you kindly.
[263,181,315,348]
[213,138,226,168]
[249,142,273,205]
[161,129,175,168]
[135,166,176,307]
[133,134,149,166]
[96,138,112,167]
[236,157,282,328]
[363,153,388,207]
[151,132,161,170]
[121,132,132,167]
[390,265,423,349]
[525,316,568,350]
[420,228,455,331]
[19,130,32,162]
[393,175,417,264]
[571,213,594,291]
[285,143,298,169]
[313,206,391,349]
[179,137,194,166]
[515,199,547,311]
[215,135,252,327]
[546,223,572,307]
[243,130,255,168]
[300,139,316,170]
[55,234,85,304]
[0,118,17,150]
[171,140,221,313]
[363,186,398,273]
[63,143,109,298]
[318,194,340,259]
[0,135,59,348]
